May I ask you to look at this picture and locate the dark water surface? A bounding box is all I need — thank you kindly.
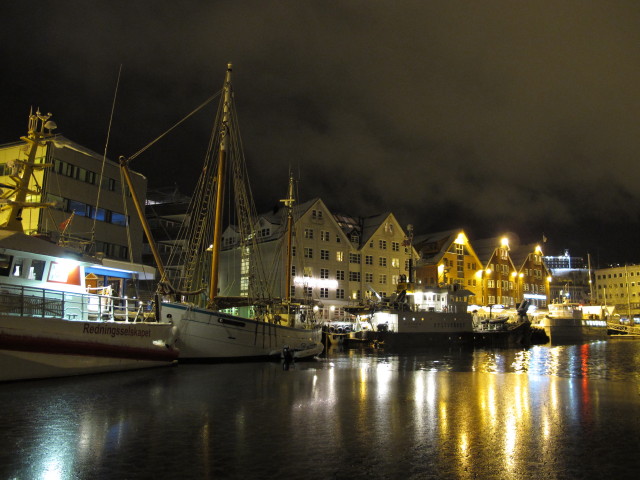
[2,338,640,480]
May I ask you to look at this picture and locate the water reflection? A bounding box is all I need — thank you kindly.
[469,339,640,382]
[1,341,640,479]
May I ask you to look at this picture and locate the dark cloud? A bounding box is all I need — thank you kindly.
[2,0,640,265]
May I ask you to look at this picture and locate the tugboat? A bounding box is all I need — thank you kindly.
[472,300,533,347]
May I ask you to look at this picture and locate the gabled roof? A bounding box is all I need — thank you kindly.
[333,212,360,236]
[472,238,501,266]
[360,212,394,247]
[510,243,551,276]
[413,228,462,247]
[259,197,321,226]
[510,243,540,268]
[414,229,468,265]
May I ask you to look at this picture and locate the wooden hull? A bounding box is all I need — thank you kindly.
[161,302,323,360]
[0,315,179,382]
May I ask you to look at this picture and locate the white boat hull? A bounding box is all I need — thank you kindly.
[0,315,179,382]
[161,302,323,360]
[536,316,608,344]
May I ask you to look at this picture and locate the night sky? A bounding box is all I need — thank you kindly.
[2,1,640,266]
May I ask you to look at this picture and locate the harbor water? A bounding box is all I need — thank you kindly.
[2,338,640,479]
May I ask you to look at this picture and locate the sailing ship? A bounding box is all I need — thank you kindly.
[122,64,323,361]
[0,110,179,381]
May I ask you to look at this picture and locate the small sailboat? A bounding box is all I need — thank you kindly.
[0,110,179,381]
[123,64,323,361]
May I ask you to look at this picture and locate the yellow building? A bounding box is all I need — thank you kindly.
[470,237,518,307]
[0,134,147,262]
[413,229,483,304]
[510,243,552,309]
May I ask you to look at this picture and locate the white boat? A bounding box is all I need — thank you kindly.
[532,301,609,343]
[0,112,179,381]
[121,64,322,361]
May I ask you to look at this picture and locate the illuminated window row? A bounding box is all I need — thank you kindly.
[46,194,128,226]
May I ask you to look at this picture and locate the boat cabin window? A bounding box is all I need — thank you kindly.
[48,261,81,285]
[0,254,13,276]
[11,258,24,277]
[29,260,46,281]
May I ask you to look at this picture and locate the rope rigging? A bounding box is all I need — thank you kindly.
[125,90,222,164]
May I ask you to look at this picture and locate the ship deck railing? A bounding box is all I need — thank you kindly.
[0,282,153,323]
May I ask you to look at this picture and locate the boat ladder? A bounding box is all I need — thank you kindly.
[607,322,640,335]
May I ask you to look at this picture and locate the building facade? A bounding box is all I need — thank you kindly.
[413,229,483,303]
[0,136,148,263]
[218,198,415,322]
[471,237,518,307]
[594,264,640,318]
[511,244,552,309]
[543,250,592,304]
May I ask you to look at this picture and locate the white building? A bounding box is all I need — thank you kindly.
[594,264,640,318]
[219,198,416,322]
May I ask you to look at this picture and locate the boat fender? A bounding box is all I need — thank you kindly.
[166,326,179,346]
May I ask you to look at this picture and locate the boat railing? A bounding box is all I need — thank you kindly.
[0,282,153,322]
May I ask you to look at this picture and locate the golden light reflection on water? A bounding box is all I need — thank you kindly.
[8,341,640,479]
[308,349,627,478]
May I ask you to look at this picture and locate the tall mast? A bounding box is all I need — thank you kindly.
[119,156,169,285]
[280,173,295,303]
[587,252,594,304]
[208,63,233,304]
[1,109,56,231]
